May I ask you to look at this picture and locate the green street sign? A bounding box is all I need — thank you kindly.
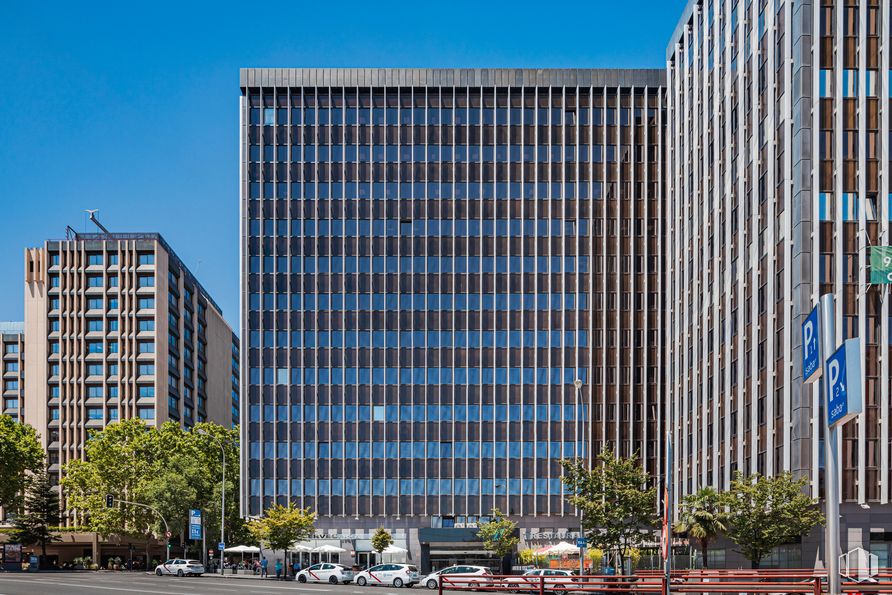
[870,247,892,284]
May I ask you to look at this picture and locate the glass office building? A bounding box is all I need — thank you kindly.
[666,0,892,566]
[240,68,664,556]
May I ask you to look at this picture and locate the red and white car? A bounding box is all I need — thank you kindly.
[354,563,421,587]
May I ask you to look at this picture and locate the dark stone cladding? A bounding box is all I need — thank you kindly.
[240,68,666,89]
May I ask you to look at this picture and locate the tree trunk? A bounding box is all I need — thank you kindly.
[700,539,708,569]
[751,559,759,569]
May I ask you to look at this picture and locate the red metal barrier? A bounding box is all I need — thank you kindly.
[438,572,892,595]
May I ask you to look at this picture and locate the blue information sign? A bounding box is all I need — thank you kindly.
[576,537,587,549]
[189,509,202,541]
[218,542,226,551]
[826,339,863,427]
[802,306,821,383]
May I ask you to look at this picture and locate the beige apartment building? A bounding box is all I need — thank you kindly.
[1,322,25,424]
[21,232,239,498]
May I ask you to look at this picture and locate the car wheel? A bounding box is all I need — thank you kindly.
[177,570,184,577]
[427,579,438,590]
[330,576,340,585]
[155,569,163,576]
[298,575,307,583]
[394,578,404,588]
[357,576,368,586]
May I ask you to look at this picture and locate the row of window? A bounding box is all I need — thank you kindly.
[252,329,590,349]
[818,194,891,222]
[249,477,566,497]
[817,69,888,98]
[49,253,155,267]
[251,366,589,386]
[47,406,154,421]
[253,218,588,238]
[48,274,154,288]
[48,385,155,398]
[250,181,637,201]
[65,340,154,354]
[250,293,591,314]
[250,143,648,165]
[253,106,652,127]
[247,256,591,276]
[250,440,584,460]
[48,319,154,333]
[249,403,589,423]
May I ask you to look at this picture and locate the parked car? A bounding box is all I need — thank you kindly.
[503,569,577,593]
[154,559,205,577]
[421,565,493,590]
[354,563,421,587]
[296,562,355,584]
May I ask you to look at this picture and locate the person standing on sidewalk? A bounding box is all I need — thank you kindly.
[260,557,268,577]
[275,559,283,580]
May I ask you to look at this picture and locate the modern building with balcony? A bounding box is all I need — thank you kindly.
[239,68,665,568]
[22,231,239,509]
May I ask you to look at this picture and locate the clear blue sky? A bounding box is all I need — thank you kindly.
[0,1,686,330]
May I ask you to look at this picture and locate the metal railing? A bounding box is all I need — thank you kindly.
[437,571,892,595]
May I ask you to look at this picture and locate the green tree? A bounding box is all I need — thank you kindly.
[676,487,728,569]
[721,472,824,568]
[247,503,316,552]
[371,527,394,556]
[0,415,44,511]
[62,419,160,540]
[9,466,60,566]
[561,448,658,572]
[477,508,519,558]
[61,418,241,555]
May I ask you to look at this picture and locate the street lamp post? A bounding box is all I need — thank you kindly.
[574,378,585,576]
[198,429,226,576]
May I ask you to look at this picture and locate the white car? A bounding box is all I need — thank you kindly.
[154,558,205,577]
[354,563,420,587]
[503,569,577,593]
[421,565,493,590]
[296,562,355,584]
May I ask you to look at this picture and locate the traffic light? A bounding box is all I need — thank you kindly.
[105,495,114,508]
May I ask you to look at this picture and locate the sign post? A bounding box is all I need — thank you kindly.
[817,294,841,595]
[189,509,202,541]
[576,537,586,575]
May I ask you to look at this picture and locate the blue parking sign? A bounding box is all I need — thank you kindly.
[802,306,821,383]
[826,339,862,427]
[576,537,587,549]
[189,509,202,541]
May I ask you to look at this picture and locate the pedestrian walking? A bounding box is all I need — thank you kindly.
[260,557,268,577]
[275,559,283,580]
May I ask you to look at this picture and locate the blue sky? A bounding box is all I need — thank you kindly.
[0,1,685,330]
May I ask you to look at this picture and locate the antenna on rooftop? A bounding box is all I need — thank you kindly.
[84,209,111,234]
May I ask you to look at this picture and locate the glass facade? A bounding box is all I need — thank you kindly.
[240,69,664,524]
[666,0,892,506]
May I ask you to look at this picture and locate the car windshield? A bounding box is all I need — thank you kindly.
[408,566,418,572]
[186,560,201,565]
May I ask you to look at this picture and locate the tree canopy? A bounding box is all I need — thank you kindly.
[561,448,658,571]
[721,472,824,568]
[9,466,60,563]
[0,415,44,511]
[61,419,239,548]
[247,503,316,552]
[371,527,394,554]
[676,487,727,569]
[477,508,519,558]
